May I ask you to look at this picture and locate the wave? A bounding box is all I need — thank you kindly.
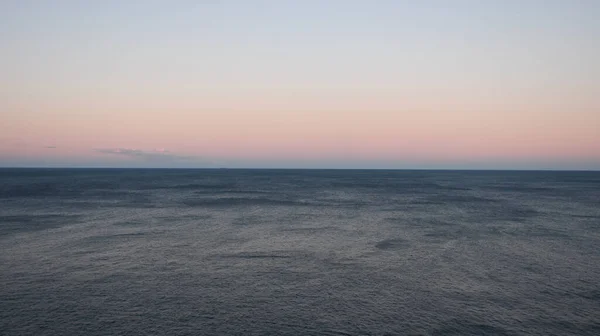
[183,197,308,207]
[0,214,81,236]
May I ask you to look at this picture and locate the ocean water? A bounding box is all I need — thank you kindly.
[1,169,599,336]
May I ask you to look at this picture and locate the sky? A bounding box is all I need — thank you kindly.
[1,0,599,169]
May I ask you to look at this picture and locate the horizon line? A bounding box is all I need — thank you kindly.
[1,167,599,172]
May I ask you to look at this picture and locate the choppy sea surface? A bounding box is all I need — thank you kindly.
[1,169,599,335]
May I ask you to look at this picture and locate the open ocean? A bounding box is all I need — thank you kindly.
[1,168,599,335]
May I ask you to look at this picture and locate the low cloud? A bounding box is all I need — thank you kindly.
[45,146,57,149]
[93,147,211,163]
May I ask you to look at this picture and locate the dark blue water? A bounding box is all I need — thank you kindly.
[1,169,599,335]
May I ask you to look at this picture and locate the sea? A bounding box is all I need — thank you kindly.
[1,168,599,335]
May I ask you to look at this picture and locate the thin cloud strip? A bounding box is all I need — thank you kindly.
[93,148,212,163]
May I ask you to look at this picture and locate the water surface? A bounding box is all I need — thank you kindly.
[1,169,599,335]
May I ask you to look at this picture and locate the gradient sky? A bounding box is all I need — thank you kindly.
[1,0,599,169]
